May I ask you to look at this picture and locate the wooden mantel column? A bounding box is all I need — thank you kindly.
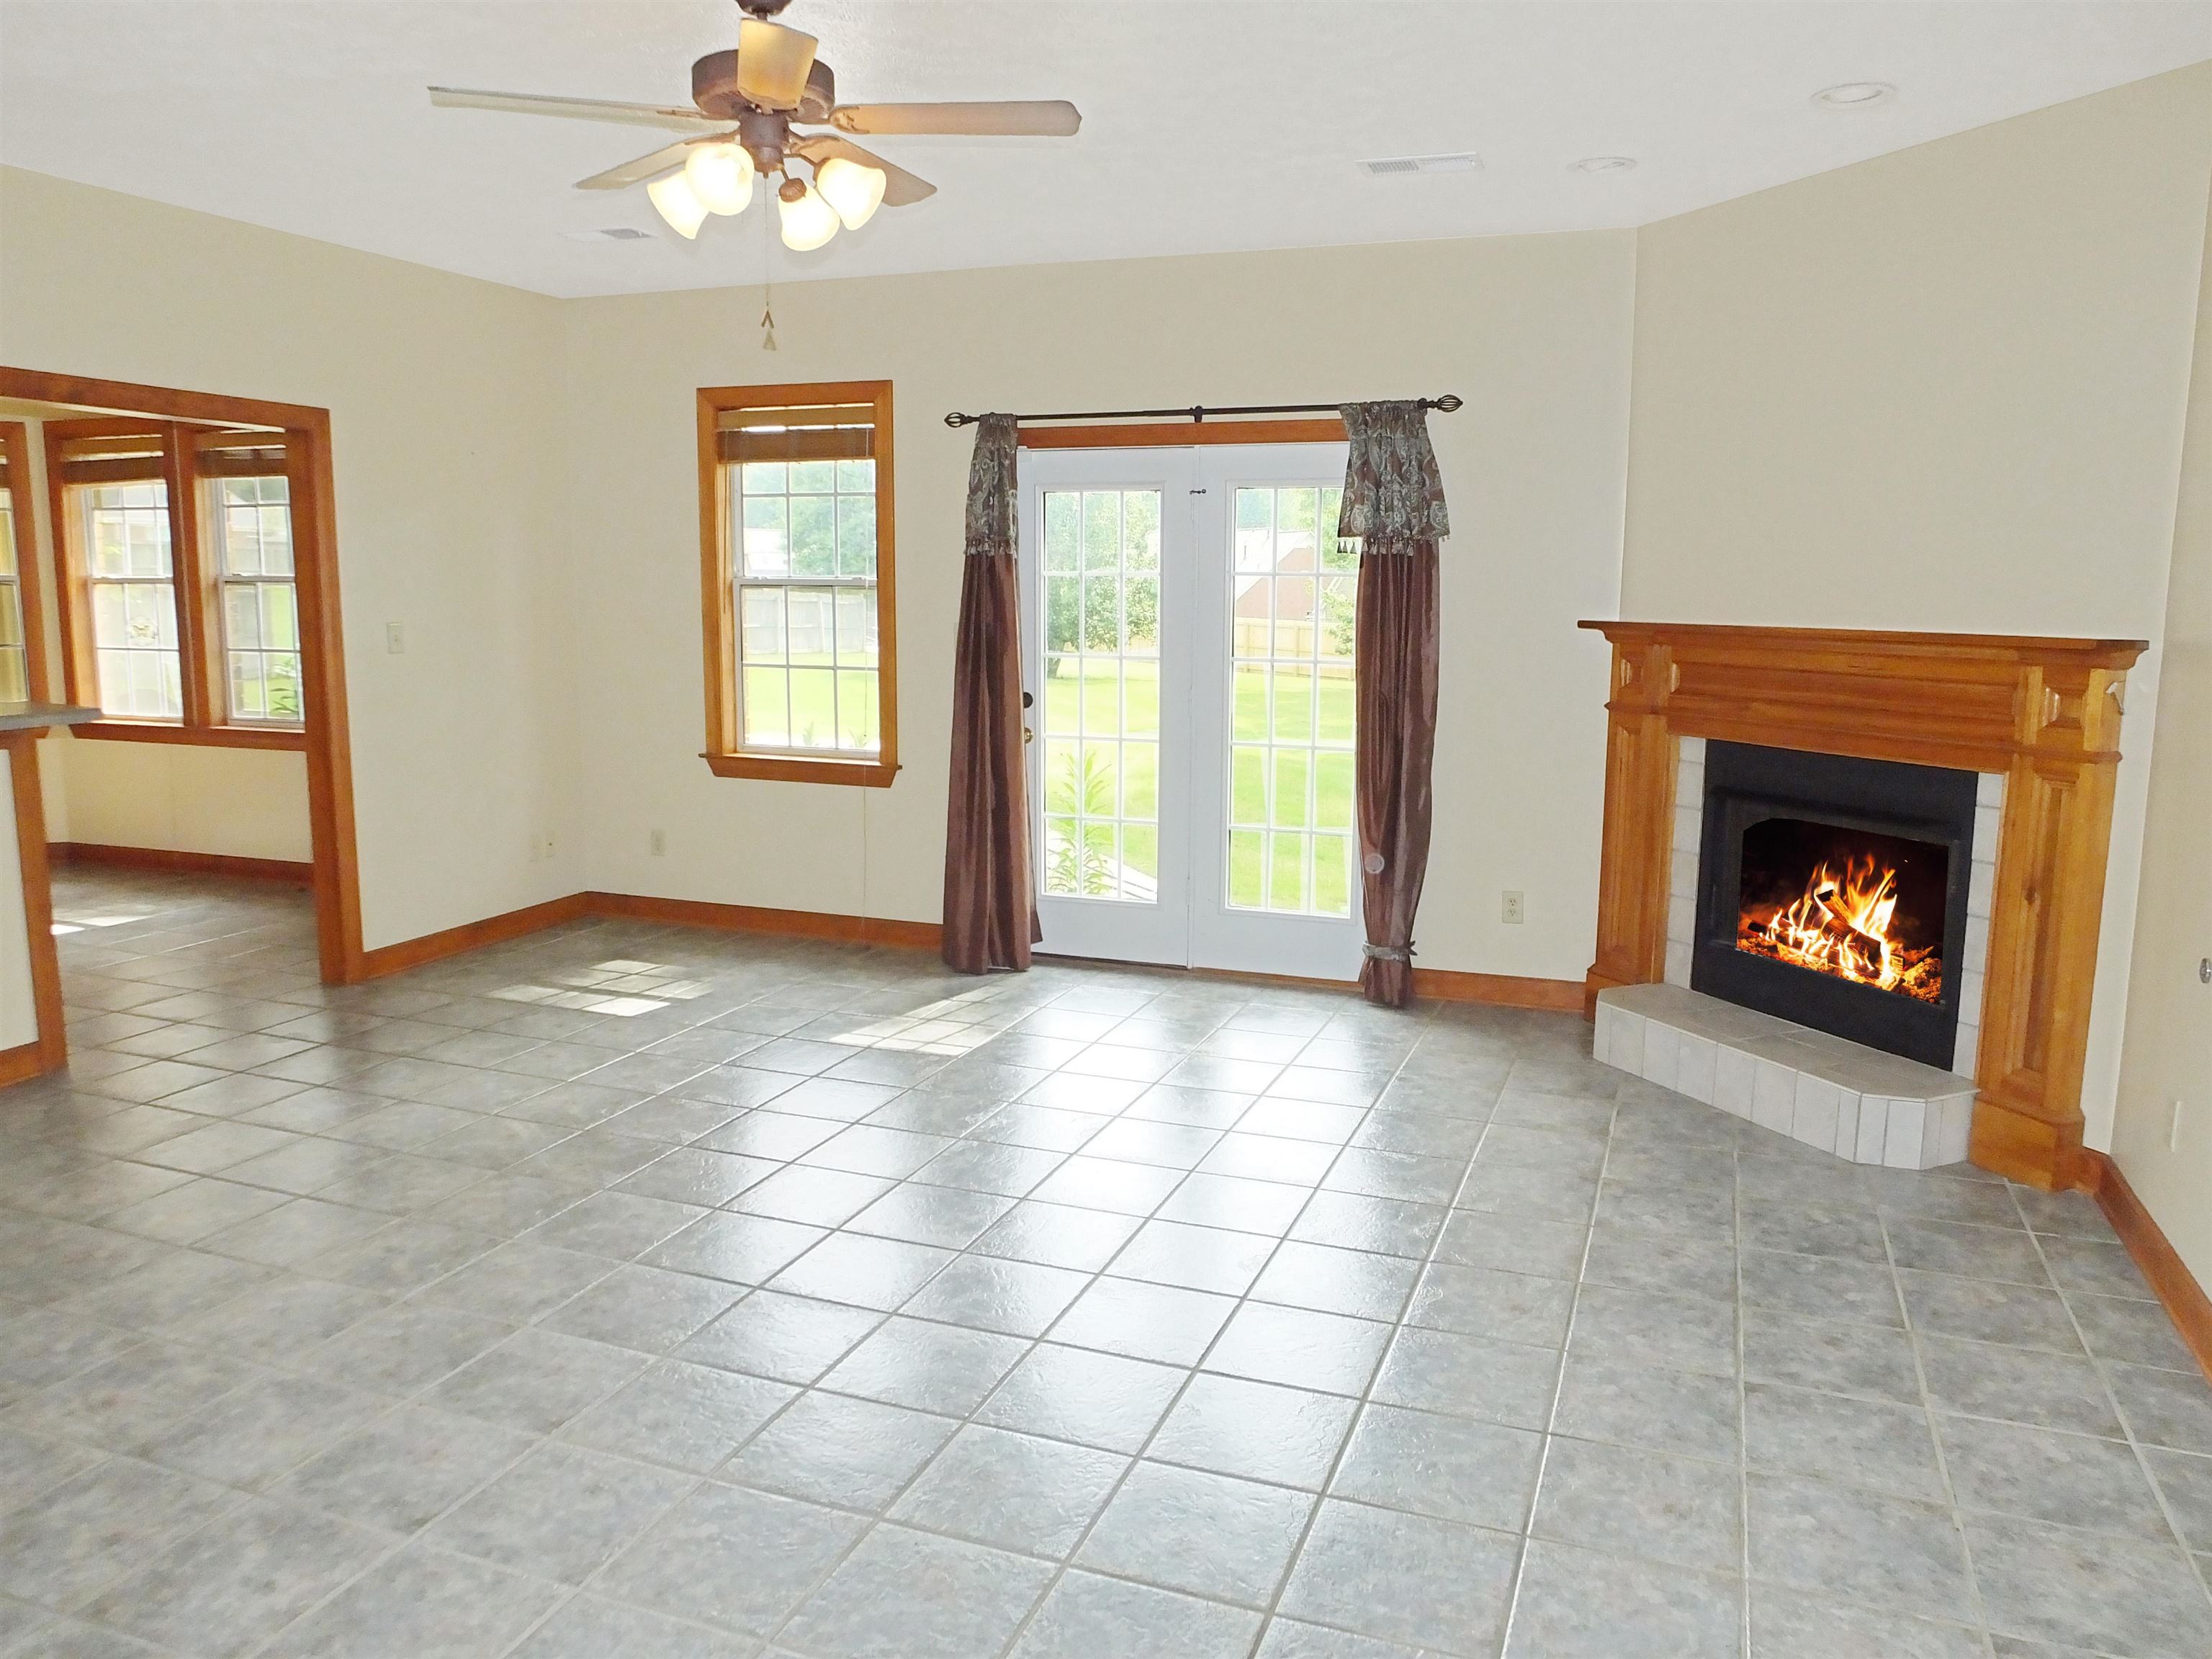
[1578,621,2146,1192]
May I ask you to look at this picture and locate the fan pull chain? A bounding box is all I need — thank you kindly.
[760,203,778,351]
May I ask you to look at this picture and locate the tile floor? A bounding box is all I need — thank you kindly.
[2,871,2210,1658]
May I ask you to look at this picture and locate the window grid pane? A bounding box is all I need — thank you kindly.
[1041,487,1161,904]
[729,447,880,756]
[0,491,23,703]
[1228,484,1355,917]
[83,482,183,720]
[215,475,302,726]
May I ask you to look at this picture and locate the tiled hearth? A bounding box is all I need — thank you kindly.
[1595,984,1977,1170]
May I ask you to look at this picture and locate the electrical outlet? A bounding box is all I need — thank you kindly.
[649,828,667,857]
[2173,1100,2186,1154]
[1501,890,1524,925]
[385,621,405,655]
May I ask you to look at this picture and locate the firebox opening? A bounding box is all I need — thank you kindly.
[1735,818,1949,1004]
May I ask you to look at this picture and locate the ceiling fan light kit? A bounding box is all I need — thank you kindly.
[428,0,1079,255]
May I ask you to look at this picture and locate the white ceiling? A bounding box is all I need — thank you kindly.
[4,1,2209,300]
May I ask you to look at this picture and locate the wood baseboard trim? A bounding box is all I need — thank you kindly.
[355,894,594,980]
[51,842,315,886]
[2079,1150,2212,1384]
[583,892,942,951]
[1416,968,1586,1012]
[0,1038,55,1089]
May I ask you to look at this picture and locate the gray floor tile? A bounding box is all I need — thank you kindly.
[81,1497,392,1658]
[1079,1460,1314,1607]
[272,1404,537,1532]
[781,1522,1054,1659]
[258,1539,562,1658]
[1966,1510,2212,1658]
[421,1326,647,1432]
[1938,1412,2173,1539]
[1152,1373,1359,1490]
[1371,1326,1560,1429]
[1280,1496,1519,1653]
[1505,1537,1743,1658]
[597,1482,864,1635]
[676,1290,882,1384]
[976,1341,1187,1452]
[562,1358,796,1472]
[426,1441,693,1582]
[1011,1569,1263,1658]
[22,876,2210,1659]
[1748,1582,1987,1658]
[1745,1381,1948,1502]
[539,1262,745,1352]
[1532,1434,1741,1573]
[889,1424,1126,1557]
[1748,1470,1974,1622]
[724,1389,956,1510]
[1331,1402,1543,1532]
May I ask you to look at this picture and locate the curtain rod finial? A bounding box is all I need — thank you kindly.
[1431,394,1464,413]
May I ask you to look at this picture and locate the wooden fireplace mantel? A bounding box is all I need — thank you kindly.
[1580,620,2147,1191]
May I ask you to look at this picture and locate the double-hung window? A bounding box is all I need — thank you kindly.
[698,382,897,786]
[47,421,304,746]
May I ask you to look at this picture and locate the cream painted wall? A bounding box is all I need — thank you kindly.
[40,737,313,864]
[1621,65,2212,1150]
[559,231,1638,983]
[2113,178,2212,1290]
[0,166,577,950]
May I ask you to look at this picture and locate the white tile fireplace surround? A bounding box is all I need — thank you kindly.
[1593,737,2005,1171]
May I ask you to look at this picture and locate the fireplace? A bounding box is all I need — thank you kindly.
[1691,741,1977,1069]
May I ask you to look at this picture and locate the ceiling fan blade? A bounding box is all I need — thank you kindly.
[429,86,716,132]
[791,134,937,206]
[574,139,714,191]
[735,19,819,112]
[829,100,1080,138]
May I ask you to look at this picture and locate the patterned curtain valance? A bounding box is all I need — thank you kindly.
[963,414,1020,558]
[1336,400,1449,552]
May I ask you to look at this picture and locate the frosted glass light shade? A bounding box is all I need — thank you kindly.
[685,143,755,215]
[778,181,840,251]
[815,157,886,230]
[646,171,708,238]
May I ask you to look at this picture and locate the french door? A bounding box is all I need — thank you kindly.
[1020,443,1362,980]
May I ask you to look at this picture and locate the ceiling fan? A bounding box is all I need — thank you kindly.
[428,0,1080,250]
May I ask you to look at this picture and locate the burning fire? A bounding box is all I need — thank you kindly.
[1737,851,1942,1003]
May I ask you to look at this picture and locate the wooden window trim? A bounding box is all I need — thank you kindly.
[0,422,54,703]
[697,379,899,788]
[44,415,305,742]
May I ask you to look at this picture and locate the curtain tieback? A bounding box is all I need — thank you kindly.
[1362,852,1386,873]
[1362,943,1412,963]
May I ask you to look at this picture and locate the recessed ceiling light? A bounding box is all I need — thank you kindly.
[1570,156,1637,174]
[1814,82,1896,109]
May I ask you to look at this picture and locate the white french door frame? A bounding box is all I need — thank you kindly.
[1020,448,1197,967]
[1019,441,1360,980]
[1188,442,1362,981]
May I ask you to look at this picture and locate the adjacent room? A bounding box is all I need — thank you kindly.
[1,3,2208,1655]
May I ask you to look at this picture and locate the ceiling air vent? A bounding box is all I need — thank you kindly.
[1359,153,1482,177]
[561,227,654,242]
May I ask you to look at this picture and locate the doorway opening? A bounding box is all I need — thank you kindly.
[0,367,361,1084]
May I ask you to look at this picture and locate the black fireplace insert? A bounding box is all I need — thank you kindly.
[1691,741,1978,1069]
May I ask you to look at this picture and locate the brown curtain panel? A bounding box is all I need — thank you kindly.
[943,415,1041,973]
[1339,401,1450,1007]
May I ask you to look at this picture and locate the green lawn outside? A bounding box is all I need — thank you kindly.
[1040,658,1355,915]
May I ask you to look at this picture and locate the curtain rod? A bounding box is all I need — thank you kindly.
[943,394,1462,429]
